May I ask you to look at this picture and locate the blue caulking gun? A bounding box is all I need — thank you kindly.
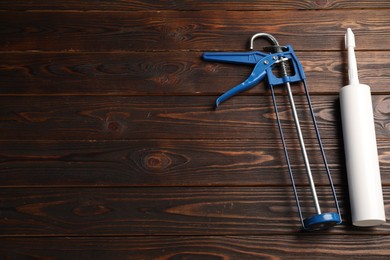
[203,33,342,231]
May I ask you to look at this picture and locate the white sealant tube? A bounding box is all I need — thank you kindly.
[339,28,386,226]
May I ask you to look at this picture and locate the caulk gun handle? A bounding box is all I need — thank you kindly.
[215,55,278,107]
[202,51,268,65]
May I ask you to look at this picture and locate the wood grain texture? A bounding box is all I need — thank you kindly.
[0,138,351,187]
[1,10,390,51]
[1,235,390,259]
[1,139,389,187]
[2,0,390,11]
[1,0,390,257]
[0,187,389,236]
[0,186,386,236]
[1,51,389,95]
[1,95,390,140]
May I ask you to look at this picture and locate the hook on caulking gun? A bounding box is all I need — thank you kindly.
[202,34,306,108]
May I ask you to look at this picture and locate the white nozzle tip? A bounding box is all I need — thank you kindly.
[345,28,355,49]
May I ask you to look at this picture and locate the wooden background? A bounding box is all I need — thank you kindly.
[1,0,390,258]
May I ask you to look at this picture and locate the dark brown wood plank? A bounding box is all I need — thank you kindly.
[1,0,390,11]
[0,139,350,187]
[0,0,387,258]
[1,51,389,95]
[0,186,388,236]
[1,235,390,259]
[1,95,389,140]
[2,139,390,187]
[0,138,387,187]
[1,10,389,51]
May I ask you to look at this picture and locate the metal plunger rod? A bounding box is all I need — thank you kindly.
[285,82,321,214]
[278,58,321,215]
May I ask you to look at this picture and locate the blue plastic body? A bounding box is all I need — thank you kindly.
[202,51,267,65]
[202,45,306,107]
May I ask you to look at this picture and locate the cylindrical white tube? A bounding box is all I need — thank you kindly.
[340,84,386,226]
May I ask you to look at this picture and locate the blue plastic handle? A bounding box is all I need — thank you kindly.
[203,51,267,65]
[215,55,277,107]
[203,45,306,107]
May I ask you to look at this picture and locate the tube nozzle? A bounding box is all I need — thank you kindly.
[345,28,359,85]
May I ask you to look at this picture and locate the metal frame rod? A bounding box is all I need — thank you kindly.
[302,81,342,218]
[285,82,321,214]
[270,85,305,228]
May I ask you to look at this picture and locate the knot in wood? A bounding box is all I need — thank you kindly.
[143,152,172,172]
[107,121,121,131]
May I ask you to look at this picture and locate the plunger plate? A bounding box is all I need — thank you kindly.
[303,212,341,231]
